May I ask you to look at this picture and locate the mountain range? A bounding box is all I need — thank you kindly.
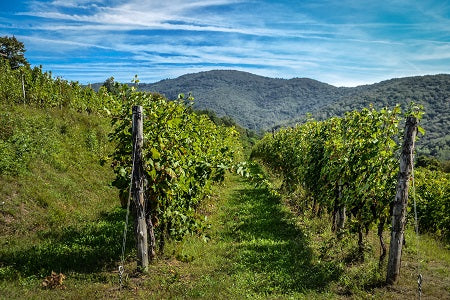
[94,70,450,159]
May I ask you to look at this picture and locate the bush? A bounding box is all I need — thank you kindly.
[414,167,450,242]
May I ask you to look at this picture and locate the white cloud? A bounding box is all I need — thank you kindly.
[22,35,114,50]
[5,0,447,86]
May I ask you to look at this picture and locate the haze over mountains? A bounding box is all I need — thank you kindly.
[94,70,449,159]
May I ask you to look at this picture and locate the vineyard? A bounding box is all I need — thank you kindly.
[0,48,449,298]
[109,86,242,263]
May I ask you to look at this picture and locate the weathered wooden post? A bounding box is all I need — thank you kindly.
[336,181,346,235]
[132,105,148,271]
[332,182,345,234]
[386,116,418,284]
[21,73,26,103]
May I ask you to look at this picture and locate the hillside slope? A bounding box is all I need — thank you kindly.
[0,104,122,278]
[138,71,449,159]
[139,70,346,130]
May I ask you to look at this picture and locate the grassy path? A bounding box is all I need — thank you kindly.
[111,173,450,299]
[1,173,449,299]
[114,174,339,299]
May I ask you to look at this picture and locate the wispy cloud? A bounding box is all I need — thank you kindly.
[1,0,448,86]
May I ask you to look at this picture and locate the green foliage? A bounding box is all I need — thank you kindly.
[253,104,448,247]
[252,106,406,254]
[0,36,117,111]
[0,36,29,69]
[304,75,450,160]
[0,107,58,175]
[416,155,442,171]
[102,76,121,95]
[0,58,119,114]
[414,168,450,242]
[195,109,260,157]
[109,86,242,246]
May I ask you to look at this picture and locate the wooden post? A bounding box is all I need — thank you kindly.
[386,116,418,284]
[21,73,26,103]
[132,105,148,271]
[336,182,346,234]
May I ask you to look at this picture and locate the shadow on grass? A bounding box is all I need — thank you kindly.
[0,208,135,277]
[224,184,343,294]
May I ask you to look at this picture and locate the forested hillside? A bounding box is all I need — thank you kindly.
[137,70,345,130]
[131,70,449,159]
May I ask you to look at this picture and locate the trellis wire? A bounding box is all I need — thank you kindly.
[119,127,138,290]
[411,152,423,299]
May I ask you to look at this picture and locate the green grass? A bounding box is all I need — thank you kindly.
[3,169,447,299]
[0,105,449,299]
[0,104,123,291]
[91,175,342,299]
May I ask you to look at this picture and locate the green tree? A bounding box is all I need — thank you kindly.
[0,36,30,69]
[102,76,120,95]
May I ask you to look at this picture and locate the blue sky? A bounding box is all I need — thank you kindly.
[0,0,449,86]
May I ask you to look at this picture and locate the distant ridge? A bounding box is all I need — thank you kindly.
[94,70,450,159]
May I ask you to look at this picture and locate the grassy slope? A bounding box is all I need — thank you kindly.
[0,105,123,286]
[0,106,449,299]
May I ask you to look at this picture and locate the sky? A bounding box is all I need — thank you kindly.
[0,0,449,87]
